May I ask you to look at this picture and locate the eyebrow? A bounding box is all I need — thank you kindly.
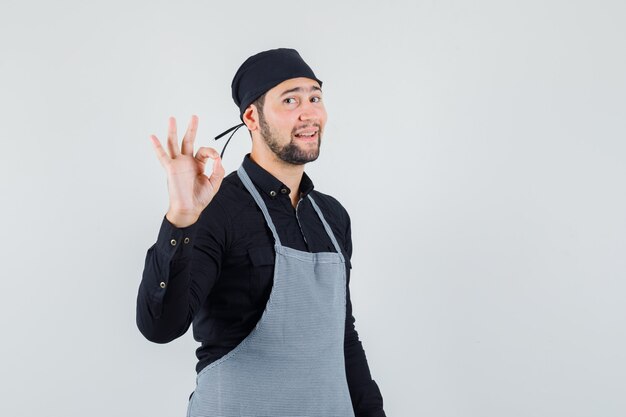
[279,85,322,96]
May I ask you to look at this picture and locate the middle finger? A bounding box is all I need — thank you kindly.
[166,116,180,158]
[181,115,199,156]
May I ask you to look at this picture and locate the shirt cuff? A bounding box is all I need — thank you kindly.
[156,215,198,260]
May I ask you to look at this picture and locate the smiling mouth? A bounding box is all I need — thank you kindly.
[294,131,318,141]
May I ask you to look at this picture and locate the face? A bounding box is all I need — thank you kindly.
[254,77,327,165]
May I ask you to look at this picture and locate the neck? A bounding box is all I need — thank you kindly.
[249,149,305,207]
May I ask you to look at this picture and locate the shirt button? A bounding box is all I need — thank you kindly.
[184,237,190,244]
[269,190,277,197]
[170,239,177,246]
[159,282,166,288]
[280,188,288,194]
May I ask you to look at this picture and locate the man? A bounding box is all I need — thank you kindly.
[136,48,386,417]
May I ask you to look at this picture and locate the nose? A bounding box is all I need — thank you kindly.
[298,100,321,122]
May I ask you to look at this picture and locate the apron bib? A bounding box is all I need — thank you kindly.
[186,164,355,417]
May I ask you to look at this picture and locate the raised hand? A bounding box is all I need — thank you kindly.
[150,115,225,228]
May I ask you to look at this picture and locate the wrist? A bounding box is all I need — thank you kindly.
[165,209,200,228]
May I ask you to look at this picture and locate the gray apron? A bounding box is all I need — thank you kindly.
[186,165,355,417]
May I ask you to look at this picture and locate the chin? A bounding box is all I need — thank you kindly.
[279,149,320,165]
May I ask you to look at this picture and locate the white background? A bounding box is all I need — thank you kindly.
[1,1,625,416]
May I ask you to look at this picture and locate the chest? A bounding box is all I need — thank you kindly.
[228,196,341,255]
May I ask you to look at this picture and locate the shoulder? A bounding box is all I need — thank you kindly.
[207,170,253,212]
[197,170,251,230]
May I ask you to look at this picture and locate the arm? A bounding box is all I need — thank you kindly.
[136,115,226,343]
[136,199,228,343]
[343,213,387,417]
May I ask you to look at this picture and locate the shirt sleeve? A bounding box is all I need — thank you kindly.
[136,199,229,343]
[343,212,387,417]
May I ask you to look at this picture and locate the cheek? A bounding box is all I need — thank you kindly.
[319,110,328,127]
[318,105,328,120]
[281,121,297,136]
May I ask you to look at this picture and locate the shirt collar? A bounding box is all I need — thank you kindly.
[241,153,315,199]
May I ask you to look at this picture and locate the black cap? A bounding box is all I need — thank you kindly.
[231,48,323,121]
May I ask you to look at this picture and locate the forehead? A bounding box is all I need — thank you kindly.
[266,77,322,97]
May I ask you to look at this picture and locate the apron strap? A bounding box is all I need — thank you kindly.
[237,165,282,246]
[308,195,345,262]
[237,164,346,260]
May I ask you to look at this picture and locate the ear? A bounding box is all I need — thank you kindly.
[243,105,260,132]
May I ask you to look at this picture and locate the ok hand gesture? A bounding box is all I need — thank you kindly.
[150,115,225,228]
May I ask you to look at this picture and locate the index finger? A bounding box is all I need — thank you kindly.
[149,134,169,168]
[181,115,199,156]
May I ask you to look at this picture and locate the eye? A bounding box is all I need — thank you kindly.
[284,97,297,104]
[311,96,322,103]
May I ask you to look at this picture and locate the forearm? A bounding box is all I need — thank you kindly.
[136,216,199,342]
[344,273,386,417]
[136,212,223,343]
[344,325,386,417]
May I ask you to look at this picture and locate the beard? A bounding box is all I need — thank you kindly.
[258,111,322,165]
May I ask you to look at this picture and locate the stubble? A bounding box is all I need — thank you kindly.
[258,111,322,165]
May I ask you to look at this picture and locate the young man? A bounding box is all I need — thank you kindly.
[137,48,386,417]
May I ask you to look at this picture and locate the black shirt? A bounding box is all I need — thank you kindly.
[136,153,385,417]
